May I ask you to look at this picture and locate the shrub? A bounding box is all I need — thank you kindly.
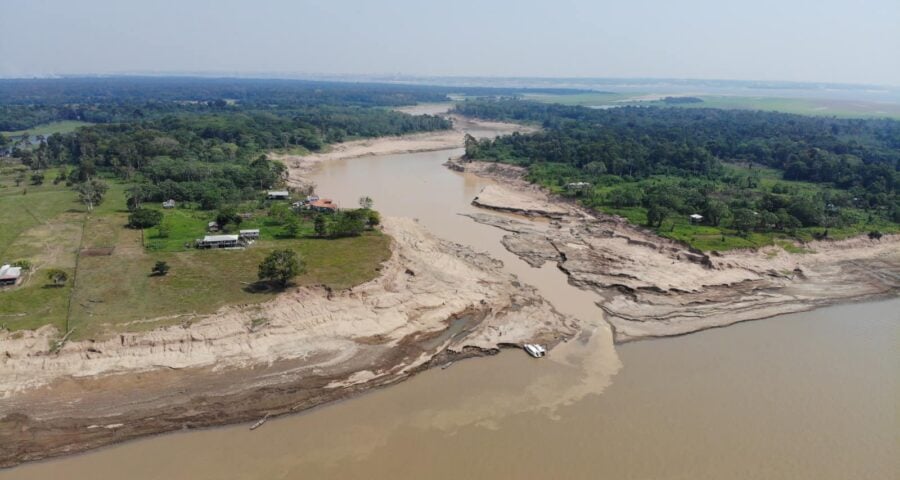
[128,208,163,228]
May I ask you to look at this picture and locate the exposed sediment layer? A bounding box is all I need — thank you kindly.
[451,159,900,343]
[0,114,559,468]
[0,217,575,467]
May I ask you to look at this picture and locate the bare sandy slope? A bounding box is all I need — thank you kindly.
[450,159,900,343]
[0,216,574,466]
[0,116,554,467]
[274,114,535,191]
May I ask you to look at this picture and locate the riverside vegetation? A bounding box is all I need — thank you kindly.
[457,99,899,250]
[0,78,475,338]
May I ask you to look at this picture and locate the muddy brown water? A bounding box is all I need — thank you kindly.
[4,148,898,479]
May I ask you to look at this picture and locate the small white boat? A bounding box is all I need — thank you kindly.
[523,344,546,358]
[249,414,270,431]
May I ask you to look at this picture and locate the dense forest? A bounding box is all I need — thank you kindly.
[457,99,899,247]
[10,109,448,208]
[2,79,463,210]
[0,77,590,131]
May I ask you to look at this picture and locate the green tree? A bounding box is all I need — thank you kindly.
[788,196,824,227]
[284,215,301,238]
[329,211,365,237]
[216,207,242,231]
[358,196,374,209]
[464,133,480,158]
[702,199,730,226]
[152,261,170,276]
[74,178,108,211]
[314,214,327,237]
[128,208,163,228]
[30,171,45,185]
[731,208,757,234]
[365,209,381,228]
[126,184,148,211]
[609,184,643,208]
[268,203,291,224]
[258,249,304,288]
[646,203,670,228]
[46,269,68,287]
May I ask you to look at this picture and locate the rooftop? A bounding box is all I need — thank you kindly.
[0,264,22,279]
[200,235,240,242]
[310,198,337,209]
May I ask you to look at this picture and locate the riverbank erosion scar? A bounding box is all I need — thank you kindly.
[450,160,900,343]
[0,217,575,468]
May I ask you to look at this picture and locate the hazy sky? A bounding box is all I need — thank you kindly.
[2,0,898,85]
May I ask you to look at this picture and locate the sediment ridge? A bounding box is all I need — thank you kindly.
[448,158,900,343]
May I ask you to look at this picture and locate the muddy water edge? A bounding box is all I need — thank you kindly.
[2,141,898,478]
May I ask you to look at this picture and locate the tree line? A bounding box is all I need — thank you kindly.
[457,99,899,235]
[11,106,450,210]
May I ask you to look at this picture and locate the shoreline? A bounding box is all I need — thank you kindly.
[446,157,900,343]
[2,111,897,468]
[0,217,576,468]
[0,112,556,469]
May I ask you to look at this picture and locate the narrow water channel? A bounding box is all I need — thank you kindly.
[3,146,897,480]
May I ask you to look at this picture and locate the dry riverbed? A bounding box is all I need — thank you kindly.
[448,158,900,342]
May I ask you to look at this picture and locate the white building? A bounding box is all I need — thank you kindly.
[0,264,22,286]
[195,235,244,249]
[239,229,260,240]
[267,191,290,200]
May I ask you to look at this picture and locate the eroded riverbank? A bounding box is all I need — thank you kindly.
[449,158,900,342]
[0,112,561,468]
[0,216,576,467]
[2,109,897,471]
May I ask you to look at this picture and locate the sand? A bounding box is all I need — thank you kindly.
[449,159,900,343]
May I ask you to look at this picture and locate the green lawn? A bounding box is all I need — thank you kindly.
[143,206,317,252]
[0,167,85,332]
[1,169,392,339]
[1,120,94,138]
[68,217,390,338]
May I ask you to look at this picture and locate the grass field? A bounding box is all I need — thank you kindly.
[1,120,94,138]
[529,93,900,120]
[0,168,392,339]
[648,96,900,120]
[522,92,629,107]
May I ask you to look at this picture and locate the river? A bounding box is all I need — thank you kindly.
[3,147,897,479]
